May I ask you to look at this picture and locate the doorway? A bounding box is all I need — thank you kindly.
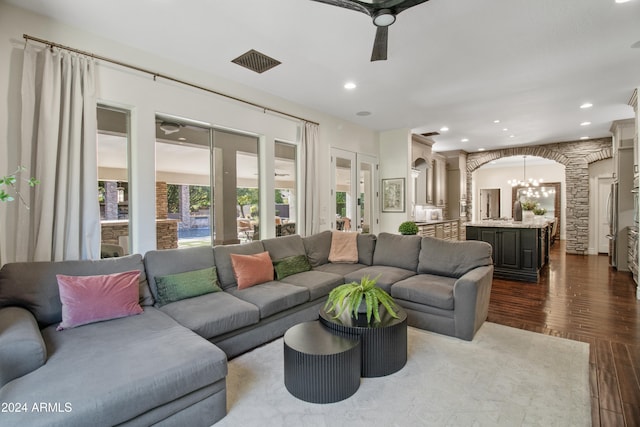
[331,148,378,233]
[597,177,613,254]
[479,188,501,219]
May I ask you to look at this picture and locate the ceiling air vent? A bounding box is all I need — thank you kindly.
[232,49,281,74]
[421,132,440,137]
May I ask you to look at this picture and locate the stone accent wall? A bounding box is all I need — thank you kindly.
[101,219,178,251]
[101,221,128,246]
[466,138,612,254]
[156,181,168,220]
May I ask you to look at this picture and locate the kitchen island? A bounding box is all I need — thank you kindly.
[465,219,554,282]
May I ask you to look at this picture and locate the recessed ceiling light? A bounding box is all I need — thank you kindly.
[502,128,508,132]
[478,148,486,151]
[493,120,500,124]
[178,137,186,141]
[461,138,469,142]
[344,82,357,90]
[580,102,593,109]
[356,111,371,116]
[580,136,589,140]
[580,121,591,126]
[440,126,449,132]
[509,135,515,138]
[615,0,631,4]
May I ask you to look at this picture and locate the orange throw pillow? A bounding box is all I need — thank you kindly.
[230,251,274,289]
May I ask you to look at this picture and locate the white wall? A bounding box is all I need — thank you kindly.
[0,2,378,263]
[472,161,567,239]
[379,129,411,233]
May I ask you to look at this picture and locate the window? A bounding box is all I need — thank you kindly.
[274,141,298,237]
[155,117,212,249]
[97,106,130,255]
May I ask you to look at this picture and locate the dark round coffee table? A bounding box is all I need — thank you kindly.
[319,305,407,377]
[283,321,361,403]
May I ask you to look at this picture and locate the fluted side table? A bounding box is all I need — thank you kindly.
[283,321,360,403]
[319,306,407,377]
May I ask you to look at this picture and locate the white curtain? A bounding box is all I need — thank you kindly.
[302,121,320,235]
[18,43,100,261]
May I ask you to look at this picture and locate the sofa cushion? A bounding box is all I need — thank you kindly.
[144,246,216,303]
[356,233,377,266]
[314,262,367,276]
[302,230,332,267]
[344,265,416,293]
[230,251,274,289]
[0,254,152,327]
[213,241,265,289]
[279,270,344,301]
[391,274,457,310]
[273,255,312,280]
[56,271,143,330]
[262,234,306,259]
[154,267,222,307]
[159,292,259,340]
[418,237,493,278]
[0,307,46,388]
[227,281,309,319]
[372,232,422,271]
[0,308,227,427]
[329,231,359,263]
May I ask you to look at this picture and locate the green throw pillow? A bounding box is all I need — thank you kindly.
[155,266,222,306]
[273,255,312,280]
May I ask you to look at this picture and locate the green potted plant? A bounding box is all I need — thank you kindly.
[398,221,419,235]
[325,275,399,325]
[533,207,546,216]
[520,200,537,211]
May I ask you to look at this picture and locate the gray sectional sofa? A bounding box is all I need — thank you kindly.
[0,231,493,426]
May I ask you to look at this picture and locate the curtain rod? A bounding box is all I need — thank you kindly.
[23,34,320,126]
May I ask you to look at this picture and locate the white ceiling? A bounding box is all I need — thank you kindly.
[10,0,640,152]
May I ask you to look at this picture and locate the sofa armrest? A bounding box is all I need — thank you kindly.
[0,307,47,387]
[452,265,494,340]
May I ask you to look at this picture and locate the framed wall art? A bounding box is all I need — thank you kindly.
[382,178,405,212]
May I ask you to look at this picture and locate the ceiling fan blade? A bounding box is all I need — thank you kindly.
[309,0,371,15]
[371,26,388,61]
[394,0,431,14]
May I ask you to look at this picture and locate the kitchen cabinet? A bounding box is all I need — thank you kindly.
[466,221,551,282]
[416,220,460,241]
[433,153,447,208]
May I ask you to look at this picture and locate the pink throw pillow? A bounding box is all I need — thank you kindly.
[56,270,143,331]
[230,251,274,289]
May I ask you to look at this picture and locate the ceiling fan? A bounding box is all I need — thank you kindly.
[310,0,431,61]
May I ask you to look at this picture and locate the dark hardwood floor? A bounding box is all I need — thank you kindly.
[487,241,640,427]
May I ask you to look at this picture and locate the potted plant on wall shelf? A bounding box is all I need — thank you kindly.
[325,275,399,326]
[398,221,419,235]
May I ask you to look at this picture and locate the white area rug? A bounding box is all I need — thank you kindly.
[215,323,590,427]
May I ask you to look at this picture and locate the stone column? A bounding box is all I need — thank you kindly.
[179,185,191,229]
[156,181,168,219]
[104,181,119,220]
[214,146,240,245]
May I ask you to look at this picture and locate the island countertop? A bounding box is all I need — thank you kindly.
[465,219,554,229]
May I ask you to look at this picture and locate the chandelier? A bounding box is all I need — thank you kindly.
[508,155,544,188]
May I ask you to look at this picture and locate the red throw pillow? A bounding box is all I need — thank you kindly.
[230,251,274,289]
[56,270,143,330]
